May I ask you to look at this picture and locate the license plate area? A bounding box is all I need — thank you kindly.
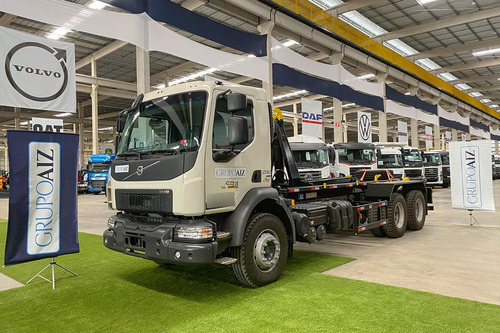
[125,235,146,249]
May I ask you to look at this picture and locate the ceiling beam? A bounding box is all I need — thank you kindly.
[376,7,500,43]
[75,40,128,70]
[433,58,500,74]
[408,38,500,61]
[0,13,15,26]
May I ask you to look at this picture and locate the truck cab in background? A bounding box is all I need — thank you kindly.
[423,150,449,188]
[492,155,500,180]
[289,135,332,181]
[329,142,377,177]
[87,153,115,194]
[376,147,405,179]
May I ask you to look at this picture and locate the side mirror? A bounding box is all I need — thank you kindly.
[376,148,382,160]
[116,116,126,133]
[228,116,249,145]
[227,93,247,113]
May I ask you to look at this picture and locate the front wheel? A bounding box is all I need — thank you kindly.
[231,213,288,287]
[383,193,408,238]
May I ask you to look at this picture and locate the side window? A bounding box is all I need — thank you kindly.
[212,96,254,158]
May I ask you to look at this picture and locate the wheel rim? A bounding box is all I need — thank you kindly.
[415,198,424,221]
[394,202,405,228]
[253,229,281,272]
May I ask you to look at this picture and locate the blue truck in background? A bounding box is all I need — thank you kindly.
[87,153,115,194]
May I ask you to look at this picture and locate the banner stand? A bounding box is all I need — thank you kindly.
[26,258,78,289]
[455,209,480,227]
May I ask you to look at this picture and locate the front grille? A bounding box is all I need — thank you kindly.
[405,169,422,178]
[116,190,173,214]
[425,167,439,182]
[90,180,105,189]
[349,167,366,175]
[299,171,322,181]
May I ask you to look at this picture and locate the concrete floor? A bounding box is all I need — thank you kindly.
[1,183,499,305]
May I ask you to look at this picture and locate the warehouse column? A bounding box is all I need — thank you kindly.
[258,21,274,103]
[136,46,150,95]
[14,107,21,130]
[333,98,343,143]
[378,110,387,142]
[451,128,458,142]
[91,56,98,154]
[411,118,418,147]
[293,103,299,136]
[433,123,440,150]
[78,103,85,169]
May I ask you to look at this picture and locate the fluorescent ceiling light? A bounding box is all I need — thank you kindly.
[154,83,166,90]
[490,104,499,108]
[357,73,375,80]
[472,47,500,57]
[55,112,73,117]
[417,0,438,6]
[273,90,308,101]
[469,92,483,97]
[342,103,355,108]
[384,39,418,57]
[415,58,441,71]
[282,40,299,47]
[88,1,107,10]
[307,0,343,10]
[20,121,29,126]
[98,127,113,131]
[438,73,458,82]
[169,68,218,86]
[455,83,471,90]
[340,11,386,38]
[480,98,492,103]
[47,27,70,40]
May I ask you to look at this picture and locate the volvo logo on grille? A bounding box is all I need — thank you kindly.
[136,165,144,176]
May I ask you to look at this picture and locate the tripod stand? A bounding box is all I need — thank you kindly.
[456,209,480,226]
[27,258,78,289]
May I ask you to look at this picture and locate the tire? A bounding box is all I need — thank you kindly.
[231,213,288,287]
[406,190,426,231]
[383,193,408,238]
[370,227,386,237]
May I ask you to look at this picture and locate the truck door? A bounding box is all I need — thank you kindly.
[204,95,268,212]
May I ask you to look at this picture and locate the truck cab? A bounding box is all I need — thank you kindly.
[329,142,377,177]
[493,155,500,179]
[423,150,449,188]
[289,135,332,181]
[376,147,405,179]
[87,153,115,194]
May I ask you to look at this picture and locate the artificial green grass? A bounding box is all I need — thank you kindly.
[1,219,499,332]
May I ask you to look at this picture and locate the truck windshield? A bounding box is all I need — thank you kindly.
[378,154,403,168]
[88,162,110,173]
[293,149,329,167]
[441,154,450,165]
[338,148,375,165]
[425,153,441,166]
[403,149,423,166]
[117,91,207,158]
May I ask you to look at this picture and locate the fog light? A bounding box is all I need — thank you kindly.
[174,251,181,259]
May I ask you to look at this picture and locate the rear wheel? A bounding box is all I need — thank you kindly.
[383,193,408,238]
[406,190,426,230]
[231,213,288,287]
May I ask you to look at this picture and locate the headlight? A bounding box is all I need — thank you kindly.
[107,216,118,230]
[175,226,213,240]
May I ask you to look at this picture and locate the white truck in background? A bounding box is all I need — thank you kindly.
[329,142,377,177]
[375,142,425,180]
[423,150,450,188]
[375,146,406,179]
[288,135,332,181]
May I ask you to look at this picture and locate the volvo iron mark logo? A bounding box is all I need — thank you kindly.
[358,114,371,141]
[5,42,69,102]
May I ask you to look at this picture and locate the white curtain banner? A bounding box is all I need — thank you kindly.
[398,120,408,143]
[449,140,495,211]
[301,98,323,138]
[417,109,439,125]
[357,111,372,143]
[0,0,268,83]
[425,126,433,148]
[385,100,416,119]
[470,126,490,140]
[0,26,75,112]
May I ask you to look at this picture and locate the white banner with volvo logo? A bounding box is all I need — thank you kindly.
[357,111,372,143]
[449,140,495,211]
[0,26,75,112]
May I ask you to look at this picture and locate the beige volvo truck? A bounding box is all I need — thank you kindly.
[103,81,433,287]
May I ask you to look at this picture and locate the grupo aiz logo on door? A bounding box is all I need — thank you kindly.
[358,114,371,141]
[5,42,68,102]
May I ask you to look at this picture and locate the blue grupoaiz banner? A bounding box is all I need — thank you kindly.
[4,131,79,266]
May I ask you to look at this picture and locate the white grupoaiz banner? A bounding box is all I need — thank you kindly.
[357,111,372,143]
[301,98,323,138]
[0,26,75,113]
[449,140,495,211]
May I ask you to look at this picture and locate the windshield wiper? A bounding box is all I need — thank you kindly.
[148,149,180,156]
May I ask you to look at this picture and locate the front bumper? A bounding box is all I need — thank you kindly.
[103,215,219,265]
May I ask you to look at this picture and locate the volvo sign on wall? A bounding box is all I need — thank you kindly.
[0,26,75,112]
